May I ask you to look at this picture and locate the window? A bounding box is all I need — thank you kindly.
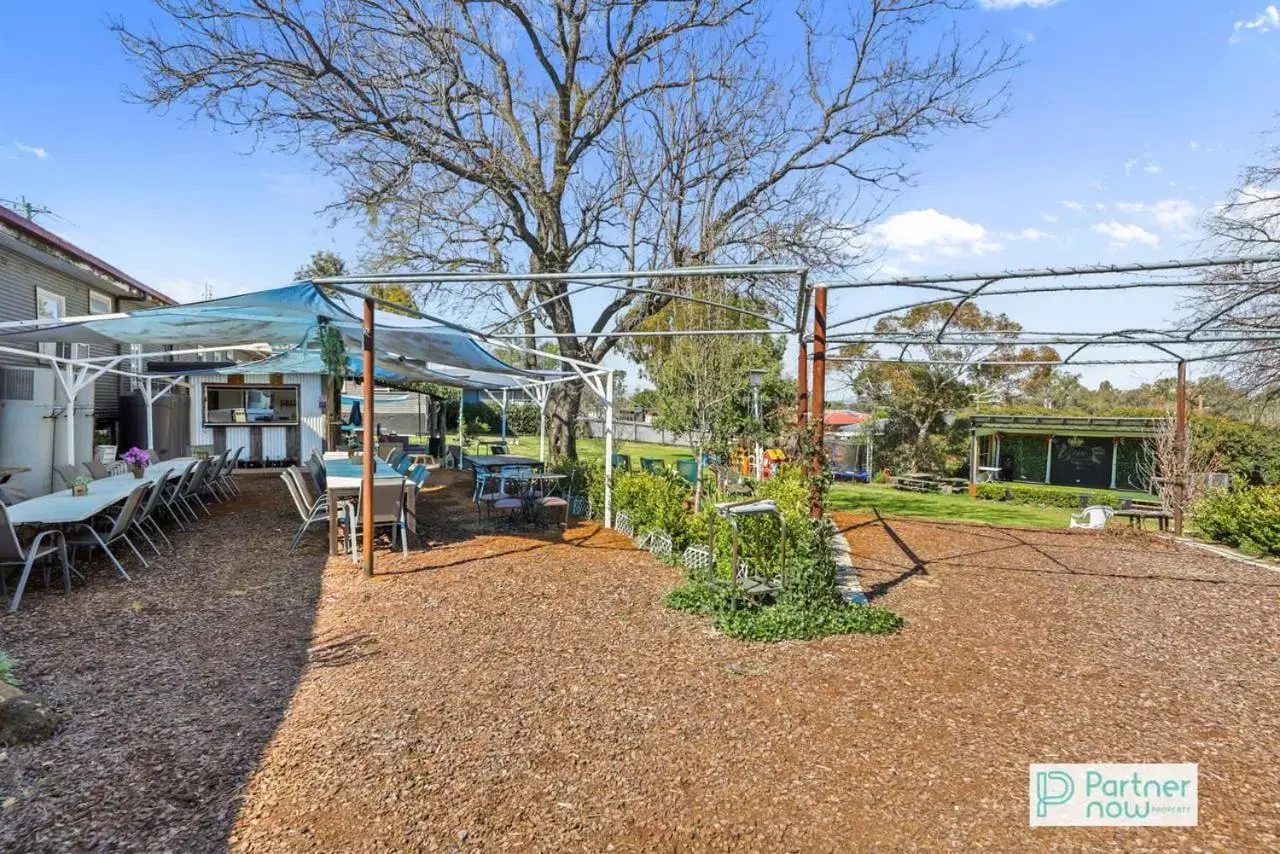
[88,291,113,315]
[36,288,67,359]
[36,288,65,321]
[203,383,299,426]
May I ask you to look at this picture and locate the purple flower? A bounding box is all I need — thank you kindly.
[122,447,151,466]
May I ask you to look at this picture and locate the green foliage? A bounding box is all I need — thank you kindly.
[548,457,606,518]
[505,403,541,436]
[1001,434,1049,482]
[662,580,902,641]
[294,249,346,280]
[1194,486,1280,557]
[317,322,347,383]
[1190,414,1280,484]
[974,481,1126,509]
[614,469,694,550]
[0,652,18,687]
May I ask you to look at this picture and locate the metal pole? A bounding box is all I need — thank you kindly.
[538,393,547,462]
[144,376,156,453]
[969,430,978,497]
[65,373,77,466]
[1174,360,1188,536]
[361,298,376,577]
[752,385,763,481]
[501,388,508,442]
[809,286,827,517]
[603,371,614,528]
[1044,435,1053,484]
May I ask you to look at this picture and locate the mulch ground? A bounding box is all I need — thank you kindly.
[2,471,1277,852]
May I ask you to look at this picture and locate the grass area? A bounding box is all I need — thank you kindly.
[829,483,1075,528]
[417,434,698,468]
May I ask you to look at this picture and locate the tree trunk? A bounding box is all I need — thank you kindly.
[547,382,582,459]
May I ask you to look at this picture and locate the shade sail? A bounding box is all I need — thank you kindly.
[0,281,524,376]
[152,343,561,390]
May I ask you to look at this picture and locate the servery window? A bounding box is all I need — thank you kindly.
[203,384,299,426]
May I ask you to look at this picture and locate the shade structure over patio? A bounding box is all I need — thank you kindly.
[0,280,617,574]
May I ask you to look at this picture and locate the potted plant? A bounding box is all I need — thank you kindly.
[72,475,92,497]
[122,447,151,478]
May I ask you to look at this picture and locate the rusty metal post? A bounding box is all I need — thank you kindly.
[1174,360,1187,536]
[362,297,376,576]
[809,285,827,518]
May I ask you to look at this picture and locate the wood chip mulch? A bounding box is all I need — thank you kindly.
[2,473,1278,852]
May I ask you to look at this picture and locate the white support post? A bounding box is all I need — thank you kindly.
[603,370,614,528]
[537,388,548,462]
[144,377,155,452]
[500,388,508,442]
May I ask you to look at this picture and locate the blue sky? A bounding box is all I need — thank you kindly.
[2,1,1279,389]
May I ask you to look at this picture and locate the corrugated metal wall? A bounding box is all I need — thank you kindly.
[188,372,323,462]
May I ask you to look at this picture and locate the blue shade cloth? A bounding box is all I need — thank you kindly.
[0,281,525,377]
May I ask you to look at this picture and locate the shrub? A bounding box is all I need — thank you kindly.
[1194,486,1280,557]
[505,403,541,436]
[0,652,18,687]
[974,482,1126,509]
[614,469,694,549]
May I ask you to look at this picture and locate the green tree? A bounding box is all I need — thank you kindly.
[838,302,1057,472]
[294,250,347,280]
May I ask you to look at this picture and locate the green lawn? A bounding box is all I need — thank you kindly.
[414,434,697,467]
[828,483,1075,528]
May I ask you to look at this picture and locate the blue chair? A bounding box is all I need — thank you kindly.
[393,456,413,475]
[408,464,430,491]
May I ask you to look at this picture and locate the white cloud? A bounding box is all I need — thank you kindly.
[1124,158,1139,177]
[1060,200,1086,212]
[1090,180,1108,191]
[1013,228,1052,241]
[13,142,49,160]
[979,0,1064,9]
[1092,221,1160,247]
[1111,199,1197,231]
[1189,140,1201,151]
[1231,5,1280,43]
[871,209,1002,260]
[1144,163,1163,175]
[1041,212,1060,223]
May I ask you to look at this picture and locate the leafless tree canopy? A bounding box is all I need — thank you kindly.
[1200,146,1280,402]
[116,0,1016,455]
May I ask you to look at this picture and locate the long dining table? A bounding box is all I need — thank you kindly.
[6,458,196,526]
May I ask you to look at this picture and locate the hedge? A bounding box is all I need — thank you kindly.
[1193,486,1280,557]
[974,481,1126,509]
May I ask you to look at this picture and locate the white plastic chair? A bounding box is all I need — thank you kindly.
[1069,505,1114,529]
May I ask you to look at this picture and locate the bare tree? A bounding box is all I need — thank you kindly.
[116,0,1016,457]
[1199,143,1280,402]
[1136,414,1223,521]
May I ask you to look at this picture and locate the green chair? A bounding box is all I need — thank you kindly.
[640,457,665,474]
[611,453,632,472]
[675,458,698,485]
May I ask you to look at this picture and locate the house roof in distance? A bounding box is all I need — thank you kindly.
[0,204,175,305]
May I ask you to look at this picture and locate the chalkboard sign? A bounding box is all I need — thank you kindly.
[1049,436,1113,488]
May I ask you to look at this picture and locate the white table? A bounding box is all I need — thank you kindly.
[6,458,196,526]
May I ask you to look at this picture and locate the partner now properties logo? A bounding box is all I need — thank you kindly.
[1030,763,1198,826]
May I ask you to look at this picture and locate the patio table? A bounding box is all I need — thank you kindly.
[1114,508,1172,532]
[323,457,416,556]
[6,458,196,526]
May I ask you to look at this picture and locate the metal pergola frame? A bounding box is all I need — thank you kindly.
[809,254,1280,533]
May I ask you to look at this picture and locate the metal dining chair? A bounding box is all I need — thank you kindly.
[131,481,173,555]
[83,460,112,479]
[54,464,82,490]
[346,480,409,560]
[64,483,151,579]
[1,504,71,613]
[159,461,198,529]
[407,464,430,491]
[393,455,413,475]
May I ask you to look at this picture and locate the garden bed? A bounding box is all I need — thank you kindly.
[1,475,1277,851]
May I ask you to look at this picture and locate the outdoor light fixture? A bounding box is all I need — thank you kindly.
[747,369,765,480]
[747,369,765,388]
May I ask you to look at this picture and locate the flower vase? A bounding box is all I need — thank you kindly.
[132,465,145,479]
[72,484,88,497]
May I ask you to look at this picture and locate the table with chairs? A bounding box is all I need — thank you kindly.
[285,449,431,560]
[472,464,569,530]
[1,447,245,612]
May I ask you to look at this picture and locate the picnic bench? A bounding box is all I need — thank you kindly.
[891,473,939,493]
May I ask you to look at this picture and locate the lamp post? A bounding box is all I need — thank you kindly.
[748,369,765,480]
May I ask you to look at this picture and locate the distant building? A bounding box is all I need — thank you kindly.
[969,414,1158,490]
